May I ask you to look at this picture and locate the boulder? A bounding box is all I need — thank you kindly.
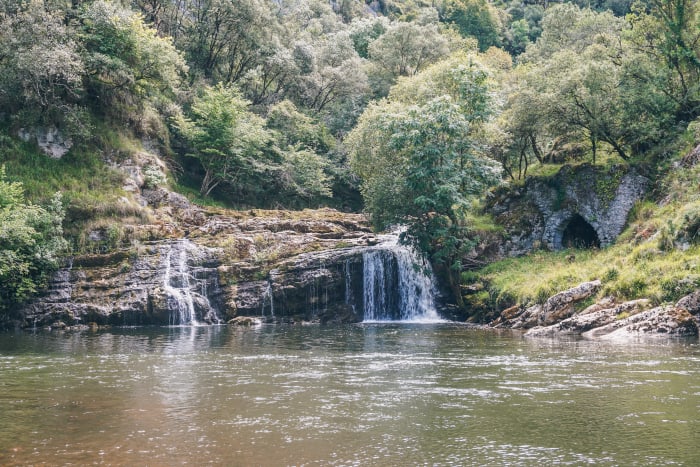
[676,291,700,315]
[495,280,601,329]
[540,280,601,325]
[228,316,262,326]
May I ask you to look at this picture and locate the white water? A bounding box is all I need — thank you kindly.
[163,240,220,326]
[362,233,442,322]
[163,244,199,326]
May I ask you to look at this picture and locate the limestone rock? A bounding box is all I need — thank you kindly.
[526,299,650,338]
[18,126,73,159]
[540,280,601,325]
[583,306,698,341]
[495,280,601,329]
[676,290,700,315]
[21,200,389,326]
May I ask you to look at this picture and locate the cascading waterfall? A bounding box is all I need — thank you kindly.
[163,239,220,325]
[361,233,441,322]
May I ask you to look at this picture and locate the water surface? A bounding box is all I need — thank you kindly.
[0,324,698,465]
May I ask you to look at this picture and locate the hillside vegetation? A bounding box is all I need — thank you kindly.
[1,0,700,317]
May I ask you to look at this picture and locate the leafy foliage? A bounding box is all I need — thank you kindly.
[175,84,270,196]
[0,167,67,320]
[348,54,501,283]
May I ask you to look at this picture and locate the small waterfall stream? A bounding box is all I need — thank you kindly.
[361,233,441,322]
[163,239,221,326]
[261,280,275,318]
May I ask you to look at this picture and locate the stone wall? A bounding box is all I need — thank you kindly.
[489,164,650,255]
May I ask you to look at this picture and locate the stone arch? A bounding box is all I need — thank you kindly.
[559,214,601,249]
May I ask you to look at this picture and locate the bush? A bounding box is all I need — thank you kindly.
[0,167,68,322]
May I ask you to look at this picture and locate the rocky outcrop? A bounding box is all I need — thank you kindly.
[525,299,650,338]
[494,281,700,340]
[22,240,224,327]
[18,126,73,159]
[22,206,378,327]
[582,306,697,340]
[492,280,601,329]
[489,164,650,255]
[16,138,396,327]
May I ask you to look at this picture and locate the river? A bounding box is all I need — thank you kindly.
[0,324,698,466]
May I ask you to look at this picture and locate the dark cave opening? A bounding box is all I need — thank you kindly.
[561,214,601,249]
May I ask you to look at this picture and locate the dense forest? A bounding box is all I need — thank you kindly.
[2,0,700,318]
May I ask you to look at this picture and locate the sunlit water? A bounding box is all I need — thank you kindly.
[0,324,698,466]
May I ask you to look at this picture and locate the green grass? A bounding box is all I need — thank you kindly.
[0,128,149,251]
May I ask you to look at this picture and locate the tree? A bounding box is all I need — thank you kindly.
[294,31,369,113]
[627,0,700,120]
[522,3,625,62]
[505,4,668,164]
[368,21,450,78]
[266,100,335,153]
[182,0,279,84]
[81,0,187,125]
[175,84,270,196]
[439,0,503,52]
[347,54,501,290]
[348,16,388,59]
[0,167,67,323]
[0,3,86,134]
[535,47,632,162]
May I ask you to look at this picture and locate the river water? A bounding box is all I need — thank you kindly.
[0,324,698,466]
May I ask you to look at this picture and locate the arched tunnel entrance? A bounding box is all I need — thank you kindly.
[561,214,601,249]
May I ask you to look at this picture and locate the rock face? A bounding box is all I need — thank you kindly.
[22,206,383,327]
[494,281,700,340]
[21,164,445,327]
[22,240,224,327]
[489,164,650,254]
[15,139,402,327]
[18,126,73,159]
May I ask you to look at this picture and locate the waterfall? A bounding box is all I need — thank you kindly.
[163,240,221,326]
[261,280,275,318]
[361,233,441,322]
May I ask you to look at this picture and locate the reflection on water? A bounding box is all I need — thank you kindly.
[0,325,698,466]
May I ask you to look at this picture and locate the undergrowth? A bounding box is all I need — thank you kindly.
[0,128,148,251]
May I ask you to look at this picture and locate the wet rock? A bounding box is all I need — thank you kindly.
[228,316,261,326]
[22,200,383,326]
[23,240,224,327]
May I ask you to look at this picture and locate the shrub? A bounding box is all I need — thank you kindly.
[0,167,68,322]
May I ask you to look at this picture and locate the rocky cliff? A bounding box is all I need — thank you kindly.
[21,195,380,328]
